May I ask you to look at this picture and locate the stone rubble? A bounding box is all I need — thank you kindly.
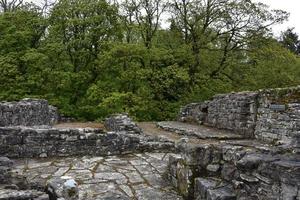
[105,114,143,134]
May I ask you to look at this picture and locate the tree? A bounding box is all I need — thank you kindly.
[280,28,300,55]
[0,0,23,12]
[48,0,121,72]
[128,0,167,49]
[170,0,288,85]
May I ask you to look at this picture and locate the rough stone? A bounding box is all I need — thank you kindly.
[14,153,183,200]
[0,99,58,127]
[104,114,142,134]
[177,85,300,147]
[0,189,48,200]
[0,127,174,158]
[46,177,79,200]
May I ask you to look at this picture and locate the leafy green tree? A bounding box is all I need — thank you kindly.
[0,0,298,122]
[280,28,300,55]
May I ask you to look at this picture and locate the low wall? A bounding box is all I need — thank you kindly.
[0,127,174,158]
[179,86,300,145]
[0,99,58,127]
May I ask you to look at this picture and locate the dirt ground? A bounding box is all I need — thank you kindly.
[54,122,104,129]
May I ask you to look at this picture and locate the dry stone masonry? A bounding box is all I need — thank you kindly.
[164,85,300,199]
[0,99,177,200]
[0,126,174,158]
[178,86,300,146]
[179,92,258,138]
[1,86,300,200]
[167,140,299,200]
[255,87,300,147]
[0,99,58,127]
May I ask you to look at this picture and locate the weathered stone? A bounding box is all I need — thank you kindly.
[14,153,183,200]
[104,114,142,134]
[46,177,78,200]
[177,85,300,145]
[157,121,244,140]
[239,174,259,183]
[0,99,58,127]
[178,102,209,124]
[255,86,300,146]
[0,189,48,200]
[206,185,236,200]
[194,178,218,200]
[0,127,174,158]
[0,157,14,167]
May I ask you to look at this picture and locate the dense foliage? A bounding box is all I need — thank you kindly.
[0,0,300,121]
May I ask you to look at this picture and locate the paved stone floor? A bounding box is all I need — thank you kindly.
[12,153,183,200]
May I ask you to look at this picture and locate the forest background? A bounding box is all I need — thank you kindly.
[1,0,300,121]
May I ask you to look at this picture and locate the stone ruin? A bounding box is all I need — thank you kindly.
[0,99,58,127]
[165,86,300,199]
[178,86,300,147]
[0,100,175,200]
[0,86,299,200]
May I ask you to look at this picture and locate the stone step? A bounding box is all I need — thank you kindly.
[157,121,245,140]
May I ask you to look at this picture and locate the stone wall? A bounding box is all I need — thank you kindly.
[255,86,300,146]
[179,93,258,138]
[168,141,300,200]
[0,99,58,127]
[179,86,300,143]
[0,127,174,158]
[206,92,258,138]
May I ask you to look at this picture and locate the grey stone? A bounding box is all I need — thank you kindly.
[206,185,236,200]
[0,157,14,167]
[46,177,78,200]
[0,189,48,200]
[194,178,218,200]
[104,114,142,134]
[0,99,58,127]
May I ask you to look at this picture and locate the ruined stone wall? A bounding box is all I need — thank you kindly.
[0,127,174,158]
[206,92,258,138]
[179,92,259,138]
[0,99,58,127]
[255,86,300,147]
[168,142,300,200]
[179,86,300,143]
